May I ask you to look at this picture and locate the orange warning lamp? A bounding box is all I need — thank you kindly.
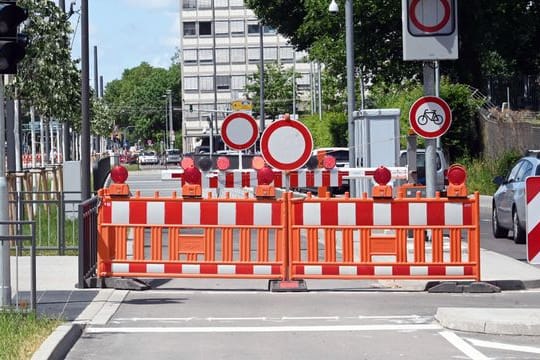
[372,166,393,198]
[217,156,230,171]
[323,155,336,170]
[182,166,202,197]
[252,156,266,170]
[446,164,468,197]
[108,165,130,196]
[255,166,275,198]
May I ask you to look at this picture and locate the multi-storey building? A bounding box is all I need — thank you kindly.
[180,0,313,153]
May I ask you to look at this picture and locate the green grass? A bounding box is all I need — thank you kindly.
[0,311,61,360]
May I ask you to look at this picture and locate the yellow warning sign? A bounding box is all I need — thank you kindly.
[231,99,253,111]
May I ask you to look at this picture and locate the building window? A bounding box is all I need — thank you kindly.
[263,47,277,61]
[215,48,230,64]
[231,48,245,63]
[199,21,212,36]
[247,23,260,35]
[248,47,260,63]
[183,22,196,36]
[199,49,213,64]
[280,47,294,61]
[184,77,198,91]
[215,21,229,36]
[182,0,196,9]
[230,20,244,36]
[183,49,197,64]
[198,0,211,9]
[216,76,231,90]
[263,26,276,34]
[215,0,228,7]
[297,73,311,88]
[230,0,244,7]
[200,77,214,91]
[231,75,246,90]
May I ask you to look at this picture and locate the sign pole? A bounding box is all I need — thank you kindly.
[423,62,437,198]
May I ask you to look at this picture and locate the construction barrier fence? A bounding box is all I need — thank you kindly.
[95,187,480,286]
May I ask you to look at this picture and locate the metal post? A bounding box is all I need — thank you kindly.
[81,0,91,200]
[168,90,173,149]
[345,0,356,195]
[0,75,12,307]
[423,62,437,198]
[259,23,265,137]
[211,0,218,147]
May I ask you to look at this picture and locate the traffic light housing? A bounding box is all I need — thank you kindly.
[0,1,28,74]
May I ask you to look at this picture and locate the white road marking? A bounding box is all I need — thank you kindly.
[111,315,431,323]
[439,331,490,360]
[466,338,540,354]
[86,323,442,334]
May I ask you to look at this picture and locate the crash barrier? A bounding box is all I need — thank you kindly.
[93,164,480,287]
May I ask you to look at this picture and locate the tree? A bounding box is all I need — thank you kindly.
[9,0,80,126]
[103,62,181,147]
[245,62,299,120]
[246,0,539,93]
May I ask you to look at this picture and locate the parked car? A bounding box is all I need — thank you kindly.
[164,149,181,164]
[138,151,159,165]
[313,147,351,168]
[492,150,540,243]
[399,149,449,193]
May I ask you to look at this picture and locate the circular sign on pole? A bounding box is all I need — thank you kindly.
[409,96,452,139]
[408,0,454,36]
[221,112,259,150]
[260,118,313,171]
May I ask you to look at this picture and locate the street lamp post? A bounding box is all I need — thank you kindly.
[167,90,174,149]
[329,0,356,195]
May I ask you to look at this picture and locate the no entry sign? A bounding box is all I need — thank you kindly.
[527,176,540,264]
[408,0,455,36]
[409,96,452,139]
[221,112,259,150]
[260,118,313,171]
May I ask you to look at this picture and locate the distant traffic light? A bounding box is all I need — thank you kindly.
[0,1,28,74]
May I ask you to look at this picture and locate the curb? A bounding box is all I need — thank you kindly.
[435,307,540,335]
[31,323,84,360]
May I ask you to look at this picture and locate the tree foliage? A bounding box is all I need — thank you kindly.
[245,62,299,120]
[103,62,181,146]
[302,112,348,148]
[246,0,539,89]
[9,0,80,124]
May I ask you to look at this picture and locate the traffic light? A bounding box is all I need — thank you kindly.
[0,1,28,74]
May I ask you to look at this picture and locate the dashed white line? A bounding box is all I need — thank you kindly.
[439,331,490,360]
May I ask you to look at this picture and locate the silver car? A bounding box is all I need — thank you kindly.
[492,151,540,243]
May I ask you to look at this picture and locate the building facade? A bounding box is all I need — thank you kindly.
[180,0,314,153]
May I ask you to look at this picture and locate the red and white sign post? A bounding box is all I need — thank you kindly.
[409,96,452,139]
[260,116,313,173]
[526,176,540,264]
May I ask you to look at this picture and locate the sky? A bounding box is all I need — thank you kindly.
[60,0,180,89]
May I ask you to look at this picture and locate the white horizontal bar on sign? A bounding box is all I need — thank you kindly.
[161,169,183,180]
[341,167,409,180]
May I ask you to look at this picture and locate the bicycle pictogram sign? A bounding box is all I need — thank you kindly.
[409,96,452,139]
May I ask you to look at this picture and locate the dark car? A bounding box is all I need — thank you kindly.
[492,150,540,243]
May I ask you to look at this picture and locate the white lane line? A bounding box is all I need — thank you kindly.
[466,338,540,354]
[206,317,268,321]
[439,331,490,360]
[281,316,339,321]
[114,317,194,322]
[112,315,430,323]
[86,323,442,334]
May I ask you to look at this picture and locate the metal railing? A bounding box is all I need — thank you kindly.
[77,196,99,289]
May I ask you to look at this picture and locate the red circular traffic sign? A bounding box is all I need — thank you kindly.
[221,112,259,150]
[409,96,452,139]
[409,0,451,34]
[260,119,313,171]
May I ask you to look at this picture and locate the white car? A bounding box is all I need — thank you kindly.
[138,151,159,165]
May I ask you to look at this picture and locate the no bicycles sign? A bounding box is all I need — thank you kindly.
[409,96,452,139]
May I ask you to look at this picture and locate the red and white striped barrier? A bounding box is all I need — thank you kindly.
[105,262,282,277]
[526,176,540,264]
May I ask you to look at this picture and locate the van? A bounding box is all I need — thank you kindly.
[399,149,448,192]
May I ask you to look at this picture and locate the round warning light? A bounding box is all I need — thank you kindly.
[181,157,194,169]
[323,155,336,169]
[306,156,318,170]
[447,164,467,185]
[110,165,128,184]
[183,166,201,185]
[198,157,213,172]
[257,166,274,185]
[252,156,266,170]
[217,156,230,171]
[373,166,391,185]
